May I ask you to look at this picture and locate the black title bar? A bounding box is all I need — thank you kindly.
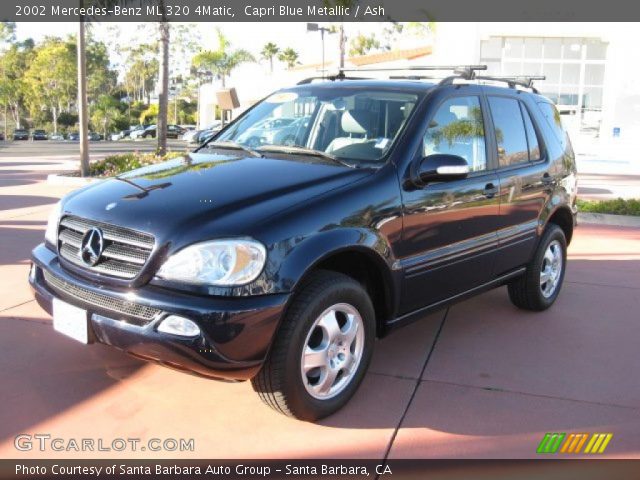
[3,0,640,22]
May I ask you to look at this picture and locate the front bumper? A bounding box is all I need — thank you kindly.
[30,243,289,380]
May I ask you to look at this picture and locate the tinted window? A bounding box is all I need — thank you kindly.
[520,104,541,161]
[538,101,568,149]
[422,96,487,172]
[488,97,529,167]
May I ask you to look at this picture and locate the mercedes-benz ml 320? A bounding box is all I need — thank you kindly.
[30,66,577,420]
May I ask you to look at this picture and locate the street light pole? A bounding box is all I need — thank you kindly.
[307,23,334,79]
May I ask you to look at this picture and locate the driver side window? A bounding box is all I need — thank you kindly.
[422,96,487,172]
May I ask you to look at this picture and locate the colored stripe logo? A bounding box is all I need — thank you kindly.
[537,433,613,454]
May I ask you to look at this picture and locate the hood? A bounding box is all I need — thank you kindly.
[62,151,372,241]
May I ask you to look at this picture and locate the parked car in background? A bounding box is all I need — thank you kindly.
[181,129,200,142]
[111,129,131,141]
[237,117,299,147]
[67,132,80,141]
[13,129,29,140]
[197,128,220,144]
[49,133,64,141]
[0,132,4,141]
[88,132,101,141]
[135,124,186,139]
[185,122,221,143]
[130,125,155,140]
[32,129,48,141]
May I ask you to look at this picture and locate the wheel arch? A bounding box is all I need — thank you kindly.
[276,230,400,338]
[545,205,575,244]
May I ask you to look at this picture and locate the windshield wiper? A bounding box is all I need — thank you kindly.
[206,140,263,158]
[257,145,354,168]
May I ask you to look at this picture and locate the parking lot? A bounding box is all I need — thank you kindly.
[1,142,639,459]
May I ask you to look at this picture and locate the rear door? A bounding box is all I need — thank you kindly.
[398,89,501,313]
[485,93,552,275]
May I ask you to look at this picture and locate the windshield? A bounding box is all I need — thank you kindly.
[212,87,420,165]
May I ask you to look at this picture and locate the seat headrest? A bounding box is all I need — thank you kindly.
[341,109,371,135]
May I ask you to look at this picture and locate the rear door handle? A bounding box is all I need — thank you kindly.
[483,183,499,198]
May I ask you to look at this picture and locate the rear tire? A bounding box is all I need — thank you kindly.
[508,224,567,311]
[251,270,375,421]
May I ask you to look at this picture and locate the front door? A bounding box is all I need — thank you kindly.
[398,92,500,314]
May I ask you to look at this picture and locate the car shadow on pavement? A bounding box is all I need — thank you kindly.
[0,221,48,265]
[0,172,52,188]
[0,194,59,211]
[0,162,59,168]
[0,316,146,444]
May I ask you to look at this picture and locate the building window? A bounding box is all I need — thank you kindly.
[479,36,608,133]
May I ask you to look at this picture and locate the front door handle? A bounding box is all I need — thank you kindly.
[483,183,499,198]
[542,173,554,185]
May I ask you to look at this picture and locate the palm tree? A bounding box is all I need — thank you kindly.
[260,42,279,73]
[77,20,89,176]
[156,19,169,156]
[324,0,356,68]
[192,29,254,88]
[278,48,300,70]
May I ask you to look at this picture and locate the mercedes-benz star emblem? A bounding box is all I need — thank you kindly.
[80,228,105,266]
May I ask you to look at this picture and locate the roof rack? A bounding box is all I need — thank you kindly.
[297,65,487,85]
[440,74,546,92]
[297,66,545,92]
[297,75,370,85]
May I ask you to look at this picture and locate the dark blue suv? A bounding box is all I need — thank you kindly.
[30,66,577,421]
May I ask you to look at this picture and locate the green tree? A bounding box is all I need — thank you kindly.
[278,48,300,69]
[349,33,380,56]
[260,42,279,73]
[0,22,16,45]
[91,95,123,139]
[191,28,254,88]
[23,38,77,133]
[140,103,159,125]
[122,44,158,104]
[0,39,33,135]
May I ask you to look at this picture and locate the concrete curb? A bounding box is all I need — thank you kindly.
[47,173,101,186]
[578,212,640,228]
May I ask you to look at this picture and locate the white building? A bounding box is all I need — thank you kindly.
[430,23,639,161]
[199,23,639,162]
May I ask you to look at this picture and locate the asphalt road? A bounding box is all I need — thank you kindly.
[0,139,192,159]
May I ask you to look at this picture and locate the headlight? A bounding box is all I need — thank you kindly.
[44,201,62,246]
[156,239,266,286]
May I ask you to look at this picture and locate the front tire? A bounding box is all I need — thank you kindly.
[508,224,567,311]
[251,270,375,421]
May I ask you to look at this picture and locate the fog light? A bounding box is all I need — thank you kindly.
[157,315,201,337]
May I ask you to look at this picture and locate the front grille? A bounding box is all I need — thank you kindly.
[43,270,161,323]
[57,215,155,279]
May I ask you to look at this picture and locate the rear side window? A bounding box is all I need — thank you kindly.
[488,97,529,167]
[537,101,569,150]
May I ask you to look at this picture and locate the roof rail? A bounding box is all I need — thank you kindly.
[451,74,546,93]
[297,75,370,85]
[296,66,545,93]
[298,65,487,85]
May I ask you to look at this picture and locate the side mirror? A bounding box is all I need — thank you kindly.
[417,154,470,184]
